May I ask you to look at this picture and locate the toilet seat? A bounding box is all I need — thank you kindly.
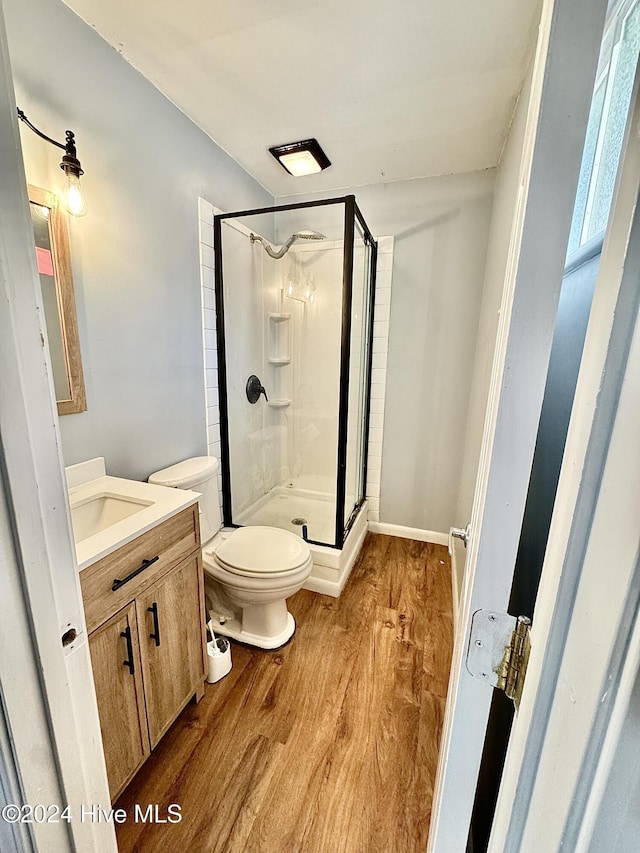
[201,525,313,649]
[148,455,313,650]
[211,526,310,576]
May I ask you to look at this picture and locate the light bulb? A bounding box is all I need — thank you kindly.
[278,150,322,176]
[287,284,294,296]
[63,172,87,217]
[309,293,315,304]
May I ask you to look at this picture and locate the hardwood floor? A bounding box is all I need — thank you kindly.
[114,533,454,853]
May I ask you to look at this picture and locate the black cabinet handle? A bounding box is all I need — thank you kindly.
[120,626,135,675]
[148,602,161,647]
[112,556,159,592]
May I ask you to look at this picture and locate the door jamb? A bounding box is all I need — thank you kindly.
[0,5,116,851]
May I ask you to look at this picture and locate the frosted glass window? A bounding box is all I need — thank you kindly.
[567,0,640,258]
[585,2,640,240]
[567,81,605,255]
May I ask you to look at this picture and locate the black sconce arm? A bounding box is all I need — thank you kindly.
[16,108,83,177]
[17,108,66,151]
[16,107,87,216]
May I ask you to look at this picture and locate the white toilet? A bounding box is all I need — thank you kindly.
[148,456,313,650]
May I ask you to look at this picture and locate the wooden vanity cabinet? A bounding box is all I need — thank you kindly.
[136,553,205,748]
[81,505,206,801]
[88,604,149,799]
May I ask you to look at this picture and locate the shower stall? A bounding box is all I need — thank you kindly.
[214,195,377,552]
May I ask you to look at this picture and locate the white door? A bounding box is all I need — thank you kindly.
[488,52,640,852]
[428,0,611,848]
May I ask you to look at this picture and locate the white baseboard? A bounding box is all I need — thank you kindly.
[367,521,448,546]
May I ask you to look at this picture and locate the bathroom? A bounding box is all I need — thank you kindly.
[2,0,640,850]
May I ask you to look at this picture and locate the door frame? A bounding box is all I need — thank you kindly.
[428,0,609,848]
[0,4,116,851]
[489,54,640,849]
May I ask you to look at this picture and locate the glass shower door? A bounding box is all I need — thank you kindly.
[215,196,377,550]
[343,216,375,538]
[216,202,346,547]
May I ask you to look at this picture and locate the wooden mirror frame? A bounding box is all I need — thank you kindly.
[28,184,86,415]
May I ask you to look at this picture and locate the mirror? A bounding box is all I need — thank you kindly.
[28,184,86,415]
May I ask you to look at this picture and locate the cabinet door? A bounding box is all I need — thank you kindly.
[136,554,206,748]
[88,603,150,800]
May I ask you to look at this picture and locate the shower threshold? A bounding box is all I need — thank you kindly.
[233,486,368,597]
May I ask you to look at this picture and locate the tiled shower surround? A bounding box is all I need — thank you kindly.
[198,198,223,518]
[365,235,393,523]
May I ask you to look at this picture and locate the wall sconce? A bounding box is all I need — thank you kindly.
[17,108,88,217]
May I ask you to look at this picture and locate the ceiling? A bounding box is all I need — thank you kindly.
[62,0,541,197]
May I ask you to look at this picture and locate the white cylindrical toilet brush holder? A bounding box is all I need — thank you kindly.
[207,634,232,684]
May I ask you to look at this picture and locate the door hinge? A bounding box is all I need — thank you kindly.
[466,610,531,711]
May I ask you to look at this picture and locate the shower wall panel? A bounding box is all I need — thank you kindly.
[287,243,342,498]
[222,223,283,516]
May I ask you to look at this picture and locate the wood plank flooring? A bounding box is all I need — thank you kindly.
[114,533,454,853]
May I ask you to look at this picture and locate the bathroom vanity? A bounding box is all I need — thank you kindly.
[68,459,207,801]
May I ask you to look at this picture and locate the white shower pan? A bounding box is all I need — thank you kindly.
[235,486,368,598]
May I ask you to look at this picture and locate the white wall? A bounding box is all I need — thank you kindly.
[5,0,272,482]
[280,171,495,534]
[452,61,535,590]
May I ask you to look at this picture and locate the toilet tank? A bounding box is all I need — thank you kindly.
[148,456,221,543]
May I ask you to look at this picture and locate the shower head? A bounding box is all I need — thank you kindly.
[250,229,325,259]
[292,230,325,241]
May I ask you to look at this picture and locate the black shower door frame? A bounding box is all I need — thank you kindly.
[214,195,377,549]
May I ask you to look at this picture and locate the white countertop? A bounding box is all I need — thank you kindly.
[66,459,200,571]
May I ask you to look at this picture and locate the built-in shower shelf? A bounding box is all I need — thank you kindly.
[268,399,291,409]
[268,313,291,364]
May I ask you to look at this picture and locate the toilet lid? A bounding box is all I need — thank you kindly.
[215,526,310,575]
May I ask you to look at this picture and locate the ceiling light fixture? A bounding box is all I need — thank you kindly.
[17,107,88,217]
[269,138,331,177]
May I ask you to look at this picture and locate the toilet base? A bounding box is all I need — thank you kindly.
[211,610,296,650]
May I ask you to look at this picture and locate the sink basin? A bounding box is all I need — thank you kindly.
[71,493,153,543]
[65,459,201,571]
